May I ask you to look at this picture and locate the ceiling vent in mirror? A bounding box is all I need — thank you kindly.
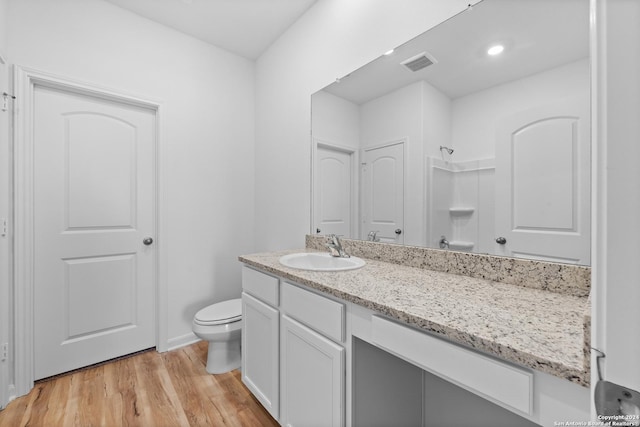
[401,52,437,72]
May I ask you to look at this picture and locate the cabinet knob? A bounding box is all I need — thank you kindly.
[495,237,507,245]
[395,229,402,235]
[143,237,154,246]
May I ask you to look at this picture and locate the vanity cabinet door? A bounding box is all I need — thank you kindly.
[281,315,344,427]
[241,292,279,420]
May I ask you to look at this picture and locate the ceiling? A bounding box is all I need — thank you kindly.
[103,0,318,59]
[324,0,589,103]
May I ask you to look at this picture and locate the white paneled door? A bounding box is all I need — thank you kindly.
[314,144,354,238]
[33,85,156,380]
[361,142,404,244]
[0,57,9,410]
[495,97,590,265]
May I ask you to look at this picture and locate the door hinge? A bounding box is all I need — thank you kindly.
[2,92,16,112]
[1,218,7,237]
[1,343,8,362]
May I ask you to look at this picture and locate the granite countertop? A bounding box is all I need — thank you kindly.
[239,249,589,387]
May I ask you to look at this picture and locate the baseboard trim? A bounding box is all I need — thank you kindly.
[2,384,16,409]
[166,332,200,352]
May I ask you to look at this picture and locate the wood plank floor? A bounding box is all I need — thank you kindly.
[0,341,280,427]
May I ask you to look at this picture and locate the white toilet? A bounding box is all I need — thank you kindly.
[192,298,242,374]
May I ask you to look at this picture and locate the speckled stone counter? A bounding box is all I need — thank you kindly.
[306,235,591,298]
[239,248,590,387]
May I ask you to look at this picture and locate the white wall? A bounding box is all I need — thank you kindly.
[422,81,453,159]
[451,58,590,163]
[5,0,255,345]
[311,90,359,149]
[255,0,476,251]
[360,81,423,150]
[0,0,7,52]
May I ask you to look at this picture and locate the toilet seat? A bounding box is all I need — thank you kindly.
[194,298,242,326]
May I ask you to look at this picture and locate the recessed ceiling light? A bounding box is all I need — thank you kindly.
[487,45,504,56]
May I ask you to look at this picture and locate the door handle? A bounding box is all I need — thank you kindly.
[143,237,154,246]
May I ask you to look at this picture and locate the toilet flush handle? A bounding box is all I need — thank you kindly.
[143,237,154,246]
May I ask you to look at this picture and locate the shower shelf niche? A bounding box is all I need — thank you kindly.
[447,207,475,251]
[448,241,474,251]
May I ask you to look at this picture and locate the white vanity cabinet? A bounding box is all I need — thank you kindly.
[241,266,280,420]
[280,282,345,427]
[280,315,344,427]
[241,266,346,427]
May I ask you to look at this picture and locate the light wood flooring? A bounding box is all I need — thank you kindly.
[0,341,279,427]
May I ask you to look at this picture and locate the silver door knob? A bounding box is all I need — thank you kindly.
[495,237,507,245]
[143,237,154,246]
[395,229,402,235]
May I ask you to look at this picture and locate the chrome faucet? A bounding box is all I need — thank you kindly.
[326,234,350,258]
[367,230,380,242]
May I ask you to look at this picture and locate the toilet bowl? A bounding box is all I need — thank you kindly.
[192,298,242,374]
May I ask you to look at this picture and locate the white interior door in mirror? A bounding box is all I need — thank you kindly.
[495,97,590,264]
[33,85,156,379]
[361,142,404,244]
[314,143,355,238]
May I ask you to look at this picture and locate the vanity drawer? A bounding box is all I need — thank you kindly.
[371,315,532,416]
[281,282,345,343]
[242,266,279,307]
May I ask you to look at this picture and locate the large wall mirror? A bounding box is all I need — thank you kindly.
[311,0,590,265]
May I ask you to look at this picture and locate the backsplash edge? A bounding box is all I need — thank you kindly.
[305,235,591,298]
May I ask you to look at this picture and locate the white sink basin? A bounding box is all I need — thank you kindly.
[279,252,365,272]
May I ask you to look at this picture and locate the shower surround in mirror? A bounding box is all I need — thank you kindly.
[311,0,590,265]
[428,157,495,254]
